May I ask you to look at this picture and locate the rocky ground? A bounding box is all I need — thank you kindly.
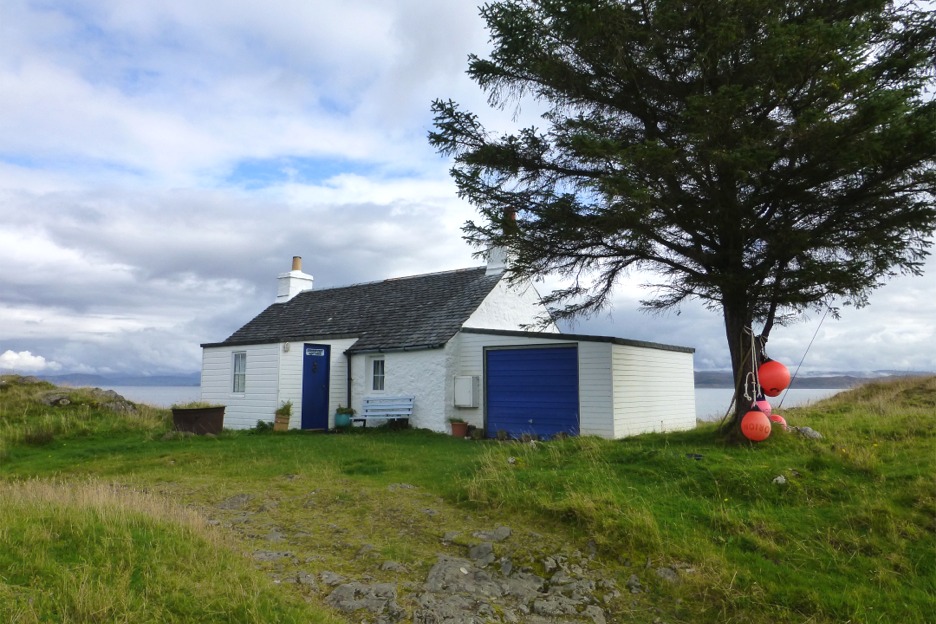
[9,377,685,622]
[197,479,687,624]
[36,385,140,414]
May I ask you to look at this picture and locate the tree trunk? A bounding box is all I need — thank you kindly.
[719,302,757,439]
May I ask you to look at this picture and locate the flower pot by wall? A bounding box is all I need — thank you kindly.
[172,406,225,435]
[450,421,469,438]
[334,412,352,429]
[273,413,290,432]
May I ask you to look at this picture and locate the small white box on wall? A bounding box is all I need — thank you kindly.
[453,375,480,408]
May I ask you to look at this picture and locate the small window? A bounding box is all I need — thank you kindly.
[232,352,246,393]
[371,357,385,392]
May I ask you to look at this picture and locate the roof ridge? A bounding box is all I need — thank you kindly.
[216,263,504,350]
[297,265,489,295]
[384,265,487,281]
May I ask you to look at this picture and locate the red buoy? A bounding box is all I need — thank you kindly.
[769,413,788,429]
[741,409,772,442]
[759,360,791,397]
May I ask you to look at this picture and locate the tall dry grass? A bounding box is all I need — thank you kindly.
[0,479,340,623]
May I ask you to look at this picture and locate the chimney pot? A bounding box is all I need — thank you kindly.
[277,256,313,303]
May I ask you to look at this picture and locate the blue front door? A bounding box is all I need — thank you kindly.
[301,344,330,429]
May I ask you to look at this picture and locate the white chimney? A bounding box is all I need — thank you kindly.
[485,246,508,276]
[485,208,516,276]
[276,256,314,303]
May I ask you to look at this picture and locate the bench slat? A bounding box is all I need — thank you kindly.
[353,395,414,427]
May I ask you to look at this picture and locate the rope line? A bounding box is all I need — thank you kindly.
[718,326,760,425]
[743,327,761,403]
[778,305,831,409]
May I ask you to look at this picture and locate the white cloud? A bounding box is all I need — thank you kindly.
[0,0,490,189]
[0,0,932,377]
[0,350,62,373]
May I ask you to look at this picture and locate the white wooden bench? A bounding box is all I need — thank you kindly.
[352,395,414,428]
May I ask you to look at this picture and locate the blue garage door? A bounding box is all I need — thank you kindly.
[486,346,579,439]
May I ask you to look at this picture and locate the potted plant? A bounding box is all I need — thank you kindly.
[334,405,355,429]
[274,400,292,432]
[171,402,225,435]
[448,417,469,438]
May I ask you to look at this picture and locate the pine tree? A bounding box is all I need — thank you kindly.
[430,0,936,435]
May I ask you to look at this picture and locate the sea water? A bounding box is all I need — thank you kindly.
[694,387,842,421]
[99,385,202,407]
[100,385,840,420]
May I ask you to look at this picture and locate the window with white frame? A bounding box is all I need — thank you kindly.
[232,351,246,393]
[370,357,385,392]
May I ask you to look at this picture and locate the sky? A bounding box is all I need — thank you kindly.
[1,0,934,378]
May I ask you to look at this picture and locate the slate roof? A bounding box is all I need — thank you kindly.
[206,267,503,353]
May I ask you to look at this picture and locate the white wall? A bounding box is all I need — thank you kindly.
[201,338,358,430]
[463,279,558,332]
[349,345,454,433]
[456,330,696,439]
[611,345,696,436]
[200,333,694,437]
[201,344,279,430]
[576,341,615,438]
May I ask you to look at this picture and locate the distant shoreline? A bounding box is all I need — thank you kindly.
[36,373,200,387]
[694,371,933,389]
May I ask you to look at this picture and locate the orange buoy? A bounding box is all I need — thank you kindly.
[759,360,791,397]
[769,413,788,429]
[741,409,772,442]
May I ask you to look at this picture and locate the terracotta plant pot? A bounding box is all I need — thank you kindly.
[172,406,224,435]
[450,421,469,437]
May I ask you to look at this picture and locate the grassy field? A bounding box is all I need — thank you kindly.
[0,374,933,623]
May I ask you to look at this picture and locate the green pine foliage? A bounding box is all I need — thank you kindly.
[430,0,936,429]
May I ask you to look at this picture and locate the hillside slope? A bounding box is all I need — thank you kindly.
[1,374,933,623]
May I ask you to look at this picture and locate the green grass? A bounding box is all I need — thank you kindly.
[1,374,933,623]
[463,377,936,623]
[0,377,167,454]
[0,479,343,623]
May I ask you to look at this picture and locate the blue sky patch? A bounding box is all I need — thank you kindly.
[226,156,377,189]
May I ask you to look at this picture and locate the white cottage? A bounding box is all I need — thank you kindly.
[200,255,697,439]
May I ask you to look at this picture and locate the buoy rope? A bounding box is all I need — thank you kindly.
[777,304,831,409]
[719,326,761,425]
[743,326,761,403]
